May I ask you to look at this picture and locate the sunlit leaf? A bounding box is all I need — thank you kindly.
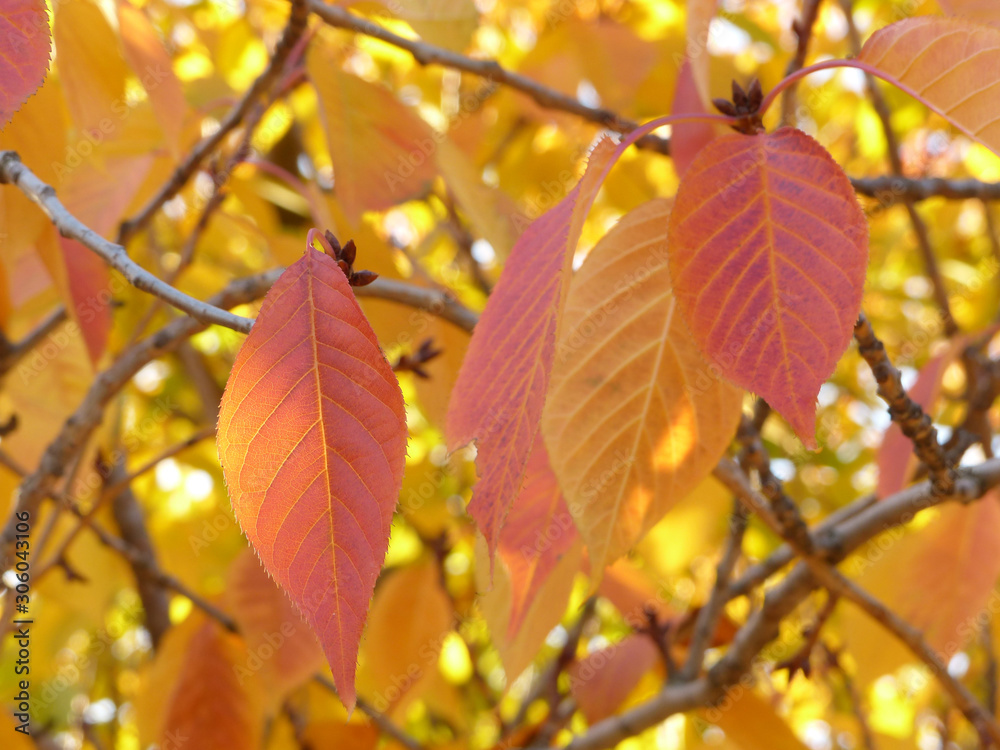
[357,561,453,717]
[859,17,1000,157]
[217,246,408,710]
[667,128,867,447]
[543,199,743,571]
[308,40,438,220]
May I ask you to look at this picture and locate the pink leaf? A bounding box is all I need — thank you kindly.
[0,0,50,130]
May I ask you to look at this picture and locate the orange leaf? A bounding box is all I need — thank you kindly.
[843,495,1000,683]
[117,2,187,157]
[543,199,743,571]
[859,17,1000,158]
[0,0,50,129]
[667,128,867,448]
[226,550,326,709]
[568,635,660,724]
[53,0,130,137]
[358,562,453,717]
[308,41,437,220]
[301,721,380,750]
[497,438,579,638]
[217,246,408,711]
[447,138,615,559]
[160,618,263,750]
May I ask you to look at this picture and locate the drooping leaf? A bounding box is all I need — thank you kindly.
[667,128,867,448]
[568,635,660,724]
[543,199,743,572]
[477,533,583,682]
[53,0,130,137]
[159,618,264,750]
[447,137,615,559]
[0,0,50,130]
[217,245,408,711]
[116,2,187,156]
[226,550,326,710]
[308,40,438,220]
[843,494,1000,684]
[357,561,453,717]
[859,17,1000,158]
[497,438,579,638]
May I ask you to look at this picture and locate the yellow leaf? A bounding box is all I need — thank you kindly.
[53,0,131,137]
[542,198,743,572]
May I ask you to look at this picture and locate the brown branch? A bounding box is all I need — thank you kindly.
[780,0,824,126]
[356,277,479,332]
[840,0,957,335]
[854,314,956,495]
[0,151,256,334]
[713,458,1000,746]
[116,0,309,245]
[851,175,1000,202]
[821,643,877,750]
[313,676,424,750]
[305,1,670,155]
[106,459,171,649]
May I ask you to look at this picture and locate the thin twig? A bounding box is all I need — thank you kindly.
[678,499,747,681]
[780,0,824,126]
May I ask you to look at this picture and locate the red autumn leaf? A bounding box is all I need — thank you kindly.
[670,57,718,177]
[0,0,50,129]
[938,0,1000,24]
[447,137,615,558]
[160,618,263,750]
[497,438,579,638]
[568,634,660,724]
[667,127,868,447]
[685,0,719,105]
[217,245,408,711]
[859,17,1000,158]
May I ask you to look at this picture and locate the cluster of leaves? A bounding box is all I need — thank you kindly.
[3,0,1000,749]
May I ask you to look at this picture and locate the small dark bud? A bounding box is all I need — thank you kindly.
[713,98,737,116]
[731,80,747,107]
[341,239,357,266]
[747,78,763,109]
[349,270,379,287]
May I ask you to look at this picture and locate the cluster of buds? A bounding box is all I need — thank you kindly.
[714,79,765,135]
[310,228,379,287]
